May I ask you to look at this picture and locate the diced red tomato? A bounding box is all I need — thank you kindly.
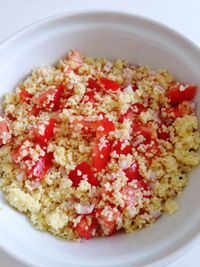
[12,140,53,180]
[137,179,150,192]
[173,101,194,118]
[30,152,53,180]
[121,186,135,207]
[6,113,16,121]
[96,206,121,236]
[167,83,197,105]
[72,119,96,137]
[119,109,136,123]
[99,77,121,91]
[95,118,115,138]
[87,78,101,92]
[82,91,97,104]
[68,161,99,187]
[161,101,194,125]
[111,140,132,156]
[75,117,115,138]
[132,83,138,91]
[132,122,157,140]
[33,84,63,111]
[123,161,142,182]
[19,88,33,103]
[74,215,97,240]
[32,118,56,147]
[92,139,111,172]
[0,119,11,146]
[29,105,43,116]
[60,86,74,99]
[12,139,30,163]
[158,128,169,140]
[132,103,147,115]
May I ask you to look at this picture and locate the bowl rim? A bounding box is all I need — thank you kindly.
[0,9,200,267]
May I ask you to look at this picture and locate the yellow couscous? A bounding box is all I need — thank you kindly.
[0,49,199,240]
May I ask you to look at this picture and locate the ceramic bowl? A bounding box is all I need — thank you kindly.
[0,10,200,267]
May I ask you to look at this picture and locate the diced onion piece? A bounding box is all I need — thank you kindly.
[75,204,95,215]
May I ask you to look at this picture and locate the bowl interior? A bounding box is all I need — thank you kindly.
[0,11,200,267]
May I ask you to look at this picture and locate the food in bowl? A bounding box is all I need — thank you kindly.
[0,49,199,240]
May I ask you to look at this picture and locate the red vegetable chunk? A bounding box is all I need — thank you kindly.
[92,139,111,172]
[99,77,121,91]
[75,215,97,239]
[96,206,121,236]
[33,84,63,111]
[0,118,11,146]
[112,140,132,156]
[69,161,99,187]
[30,152,53,180]
[95,118,115,137]
[19,88,33,103]
[12,139,53,180]
[167,84,197,105]
[33,118,56,147]
[124,161,142,182]
[87,78,101,91]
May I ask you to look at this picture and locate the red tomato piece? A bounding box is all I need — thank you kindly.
[12,140,53,180]
[68,161,99,187]
[72,119,96,137]
[173,101,194,118]
[33,118,56,147]
[75,215,97,240]
[123,160,142,182]
[158,128,169,140]
[6,113,16,121]
[95,118,115,137]
[132,123,157,140]
[99,77,121,91]
[92,139,111,172]
[0,119,11,146]
[33,84,63,111]
[82,91,98,105]
[12,139,30,163]
[161,101,194,125]
[87,78,101,92]
[132,83,138,91]
[29,105,43,116]
[96,206,121,236]
[119,109,136,123]
[137,179,150,192]
[19,88,33,103]
[30,152,53,181]
[132,103,147,115]
[111,140,132,156]
[75,117,115,138]
[167,83,197,105]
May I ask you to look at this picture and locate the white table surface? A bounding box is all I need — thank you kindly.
[0,0,200,266]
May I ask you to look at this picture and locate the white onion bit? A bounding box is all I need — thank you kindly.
[75,204,95,215]
[16,172,24,182]
[124,84,133,93]
[152,210,162,220]
[154,84,165,93]
[149,171,158,180]
[119,159,129,170]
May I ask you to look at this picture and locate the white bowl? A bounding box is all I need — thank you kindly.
[0,10,200,267]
